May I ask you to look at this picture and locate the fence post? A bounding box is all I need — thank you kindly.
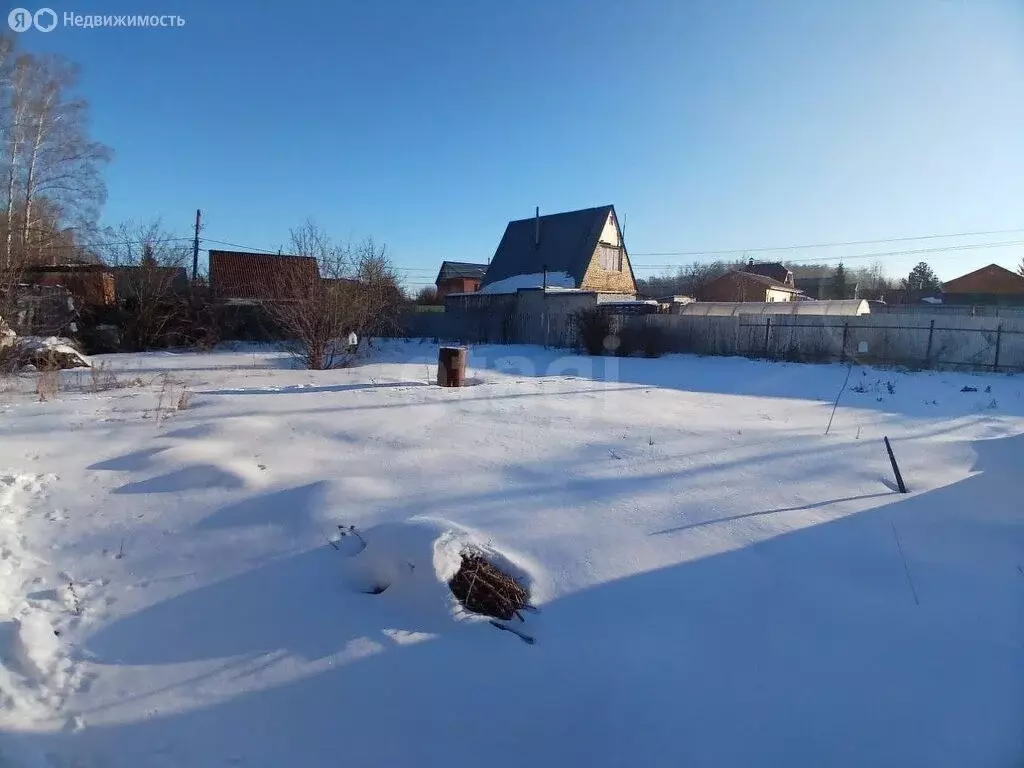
[764,317,771,357]
[925,319,935,366]
[841,322,849,362]
[994,324,1003,371]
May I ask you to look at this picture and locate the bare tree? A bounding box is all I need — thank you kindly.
[348,237,403,343]
[2,52,32,273]
[0,37,109,322]
[269,221,402,370]
[19,55,110,264]
[637,260,732,299]
[100,219,191,349]
[415,285,441,305]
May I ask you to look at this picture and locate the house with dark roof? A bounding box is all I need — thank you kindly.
[208,250,319,304]
[791,266,838,300]
[700,271,802,303]
[435,261,487,300]
[479,205,637,296]
[942,263,1024,306]
[745,261,794,287]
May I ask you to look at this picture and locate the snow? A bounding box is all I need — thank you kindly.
[0,341,1021,766]
[10,337,91,368]
[479,271,576,293]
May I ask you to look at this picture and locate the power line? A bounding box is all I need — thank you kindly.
[629,227,1024,258]
[199,236,439,274]
[34,235,193,251]
[200,237,279,254]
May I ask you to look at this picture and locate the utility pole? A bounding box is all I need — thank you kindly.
[192,209,202,282]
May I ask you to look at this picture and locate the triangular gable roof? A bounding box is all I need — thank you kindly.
[482,205,618,289]
[943,263,1024,295]
[730,270,802,292]
[436,261,488,283]
[746,262,792,284]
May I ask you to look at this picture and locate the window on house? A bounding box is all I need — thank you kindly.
[597,244,622,272]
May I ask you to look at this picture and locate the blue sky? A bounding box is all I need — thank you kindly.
[14,0,1024,288]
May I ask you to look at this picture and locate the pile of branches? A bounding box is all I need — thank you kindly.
[448,553,529,621]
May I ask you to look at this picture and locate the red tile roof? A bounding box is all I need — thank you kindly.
[209,250,319,301]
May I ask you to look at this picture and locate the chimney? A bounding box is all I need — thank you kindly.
[534,206,540,250]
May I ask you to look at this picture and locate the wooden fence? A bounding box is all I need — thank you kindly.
[397,309,1024,372]
[634,313,1024,371]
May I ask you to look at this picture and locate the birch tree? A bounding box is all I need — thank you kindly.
[18,54,110,264]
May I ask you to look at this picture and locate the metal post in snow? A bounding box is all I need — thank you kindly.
[884,436,907,493]
[192,208,201,283]
[994,324,1003,371]
[764,317,771,357]
[925,319,935,366]
[841,322,849,362]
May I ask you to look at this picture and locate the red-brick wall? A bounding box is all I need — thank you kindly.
[437,277,481,300]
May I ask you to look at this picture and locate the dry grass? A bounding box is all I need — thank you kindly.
[176,389,192,410]
[89,361,121,392]
[151,373,194,425]
[35,368,60,402]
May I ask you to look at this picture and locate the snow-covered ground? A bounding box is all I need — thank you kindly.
[0,341,1021,767]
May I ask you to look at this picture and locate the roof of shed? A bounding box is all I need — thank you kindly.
[482,205,615,289]
[209,250,319,301]
[436,261,488,283]
[721,271,803,292]
[943,263,1024,295]
[679,300,869,317]
[745,262,792,283]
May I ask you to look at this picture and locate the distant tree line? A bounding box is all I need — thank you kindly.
[636,258,946,303]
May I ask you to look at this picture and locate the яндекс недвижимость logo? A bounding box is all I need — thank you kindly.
[8,8,184,31]
[8,7,57,32]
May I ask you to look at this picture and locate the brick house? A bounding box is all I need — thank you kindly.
[208,250,319,304]
[701,271,802,302]
[435,261,487,300]
[942,263,1024,306]
[24,264,116,307]
[479,205,637,296]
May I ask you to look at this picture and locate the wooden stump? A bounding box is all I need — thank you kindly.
[437,346,467,387]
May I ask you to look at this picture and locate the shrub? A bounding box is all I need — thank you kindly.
[637,324,668,358]
[575,308,614,356]
[614,323,667,358]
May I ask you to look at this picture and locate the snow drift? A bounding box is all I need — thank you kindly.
[339,517,543,622]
